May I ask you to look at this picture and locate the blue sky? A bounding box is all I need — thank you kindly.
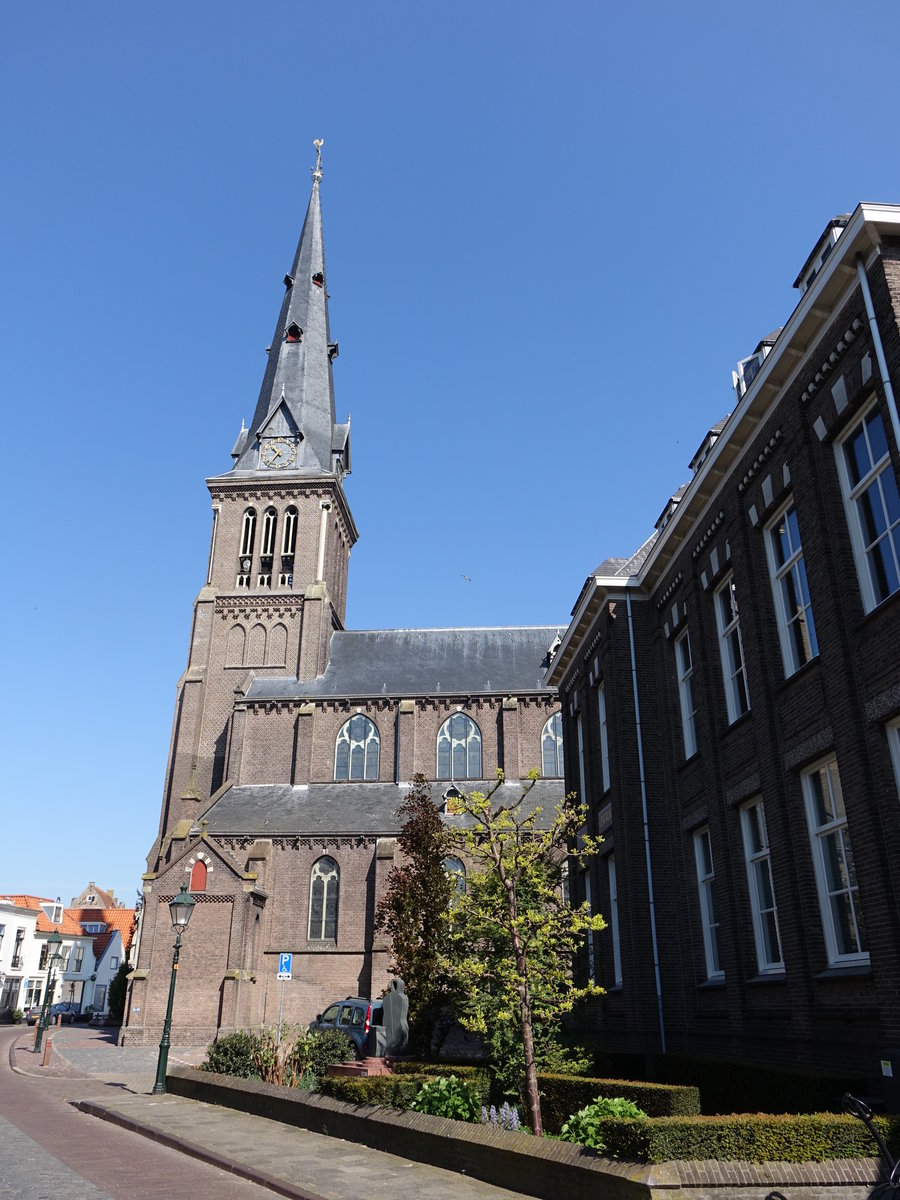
[3,0,900,906]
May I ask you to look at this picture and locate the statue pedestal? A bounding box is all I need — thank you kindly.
[326,1056,393,1078]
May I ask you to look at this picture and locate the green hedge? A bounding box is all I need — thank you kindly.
[317,1073,432,1107]
[584,1049,869,1116]
[594,1112,900,1164]
[390,1061,491,1102]
[537,1072,700,1132]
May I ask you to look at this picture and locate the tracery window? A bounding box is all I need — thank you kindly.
[261,507,278,557]
[239,508,257,558]
[334,715,380,781]
[436,712,482,780]
[541,713,564,778]
[308,857,339,941]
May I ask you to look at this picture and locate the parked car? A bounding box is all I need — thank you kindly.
[308,996,383,1059]
[25,1002,80,1026]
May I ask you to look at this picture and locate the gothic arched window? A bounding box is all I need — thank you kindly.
[239,508,257,558]
[443,856,466,895]
[189,860,207,893]
[261,508,278,557]
[437,713,482,780]
[334,715,380,781]
[308,857,339,941]
[541,712,564,778]
[282,506,298,556]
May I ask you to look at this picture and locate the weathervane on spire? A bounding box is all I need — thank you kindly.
[312,138,324,183]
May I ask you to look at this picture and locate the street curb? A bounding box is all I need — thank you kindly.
[72,1098,331,1200]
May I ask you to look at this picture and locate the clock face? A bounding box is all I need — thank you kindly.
[260,437,297,470]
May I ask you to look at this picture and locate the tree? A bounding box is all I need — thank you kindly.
[374,774,457,1054]
[442,770,605,1136]
[107,961,131,1025]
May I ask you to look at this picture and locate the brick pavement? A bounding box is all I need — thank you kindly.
[4,1025,530,1200]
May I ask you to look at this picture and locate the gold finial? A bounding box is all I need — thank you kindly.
[312,138,324,182]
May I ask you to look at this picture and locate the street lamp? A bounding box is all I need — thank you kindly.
[152,887,196,1095]
[34,930,63,1054]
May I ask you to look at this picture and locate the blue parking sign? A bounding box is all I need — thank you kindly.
[277,952,292,980]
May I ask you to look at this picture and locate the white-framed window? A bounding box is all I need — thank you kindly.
[714,575,750,723]
[437,713,482,780]
[739,798,783,973]
[584,872,595,983]
[607,854,622,986]
[766,501,818,675]
[109,956,119,972]
[597,683,610,792]
[260,507,278,557]
[73,945,84,973]
[308,856,339,941]
[836,402,900,612]
[693,826,723,979]
[281,506,298,556]
[801,756,867,965]
[541,712,564,777]
[334,714,380,781]
[239,507,257,558]
[675,629,697,758]
[575,711,587,805]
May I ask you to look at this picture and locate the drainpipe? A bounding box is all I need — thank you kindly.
[625,590,666,1055]
[856,254,900,451]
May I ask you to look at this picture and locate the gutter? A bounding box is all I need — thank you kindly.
[856,254,900,452]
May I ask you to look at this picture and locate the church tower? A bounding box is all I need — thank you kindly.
[155,143,357,848]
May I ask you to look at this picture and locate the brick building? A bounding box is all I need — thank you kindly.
[549,205,900,1076]
[122,152,565,1046]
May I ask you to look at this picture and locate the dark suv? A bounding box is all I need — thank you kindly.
[308,996,383,1059]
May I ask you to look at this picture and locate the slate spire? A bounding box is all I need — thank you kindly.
[231,141,349,478]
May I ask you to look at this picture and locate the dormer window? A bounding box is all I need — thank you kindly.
[312,272,324,288]
[285,323,303,343]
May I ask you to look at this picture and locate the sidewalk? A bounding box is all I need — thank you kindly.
[10,1026,530,1200]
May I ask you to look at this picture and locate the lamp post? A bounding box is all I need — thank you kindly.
[34,930,63,1054]
[152,887,196,1095]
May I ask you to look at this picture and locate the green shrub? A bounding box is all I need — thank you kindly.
[559,1096,648,1151]
[595,1112,900,1164]
[293,1028,355,1080]
[391,1061,491,1102]
[12,1009,23,1024]
[318,1073,430,1108]
[410,1075,481,1123]
[537,1073,699,1132]
[203,1031,260,1078]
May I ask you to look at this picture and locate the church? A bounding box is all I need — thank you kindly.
[121,150,566,1046]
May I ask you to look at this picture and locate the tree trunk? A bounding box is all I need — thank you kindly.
[520,986,543,1136]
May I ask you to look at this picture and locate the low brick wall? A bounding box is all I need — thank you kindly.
[166,1067,889,1200]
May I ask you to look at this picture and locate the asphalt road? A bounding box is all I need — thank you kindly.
[0,1026,276,1200]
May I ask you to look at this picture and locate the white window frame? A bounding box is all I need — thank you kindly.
[739,798,783,973]
[281,506,298,556]
[714,574,750,724]
[765,501,818,676]
[675,629,697,758]
[607,854,621,986]
[308,856,340,941]
[334,714,380,781]
[693,826,723,979]
[584,872,595,983]
[836,400,900,613]
[801,756,868,966]
[597,683,610,792]
[575,711,587,805]
[239,508,257,559]
[436,712,482,781]
[260,507,278,557]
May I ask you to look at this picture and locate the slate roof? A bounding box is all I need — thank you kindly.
[246,626,564,701]
[593,532,659,579]
[227,171,342,479]
[202,778,567,837]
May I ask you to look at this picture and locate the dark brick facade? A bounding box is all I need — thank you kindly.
[550,207,900,1080]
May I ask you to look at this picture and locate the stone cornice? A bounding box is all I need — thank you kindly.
[206,474,359,544]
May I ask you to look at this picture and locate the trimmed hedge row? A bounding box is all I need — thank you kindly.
[318,1073,432,1107]
[593,1112,900,1164]
[537,1072,700,1132]
[391,1061,491,1101]
[585,1049,869,1116]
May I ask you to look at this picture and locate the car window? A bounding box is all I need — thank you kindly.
[350,1006,365,1027]
[320,1004,340,1023]
[371,1006,383,1026]
[339,1004,355,1025]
